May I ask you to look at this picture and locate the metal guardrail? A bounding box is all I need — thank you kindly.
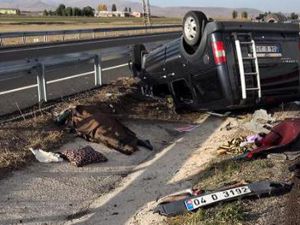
[0,54,103,103]
[0,31,181,62]
[0,30,182,113]
[0,25,182,47]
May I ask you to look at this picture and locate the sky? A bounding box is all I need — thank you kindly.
[133,0,300,12]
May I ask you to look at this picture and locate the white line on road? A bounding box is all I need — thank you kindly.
[102,63,128,71]
[47,71,95,84]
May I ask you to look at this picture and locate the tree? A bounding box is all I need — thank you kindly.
[241,11,248,19]
[65,7,73,16]
[232,10,238,19]
[48,10,55,16]
[124,7,128,12]
[43,10,49,16]
[290,12,299,19]
[56,4,66,16]
[82,6,95,17]
[73,7,82,16]
[128,7,132,13]
[97,4,107,11]
[112,4,117,12]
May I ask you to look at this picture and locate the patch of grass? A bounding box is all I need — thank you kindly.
[0,15,181,25]
[0,78,202,178]
[191,158,276,190]
[167,153,284,225]
[0,114,72,177]
[168,202,245,225]
[192,159,243,189]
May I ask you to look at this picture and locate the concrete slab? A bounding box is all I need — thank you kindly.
[0,119,180,225]
[64,116,225,225]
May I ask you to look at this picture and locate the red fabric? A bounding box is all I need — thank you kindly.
[247,119,300,158]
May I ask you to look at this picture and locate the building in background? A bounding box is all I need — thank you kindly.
[131,12,143,18]
[95,11,144,18]
[95,11,130,17]
[0,8,20,15]
[21,11,43,16]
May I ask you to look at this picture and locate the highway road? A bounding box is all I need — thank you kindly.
[0,36,178,116]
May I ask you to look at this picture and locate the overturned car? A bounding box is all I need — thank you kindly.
[131,11,300,111]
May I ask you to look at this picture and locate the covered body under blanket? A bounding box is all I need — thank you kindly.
[57,105,153,155]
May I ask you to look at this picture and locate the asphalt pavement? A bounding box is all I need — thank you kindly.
[0,41,168,116]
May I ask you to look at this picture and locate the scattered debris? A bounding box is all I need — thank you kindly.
[244,118,300,159]
[56,105,153,155]
[242,109,274,133]
[240,134,265,147]
[221,121,237,131]
[267,153,288,161]
[294,101,300,106]
[105,93,113,97]
[175,125,200,133]
[207,111,231,118]
[60,146,107,167]
[29,148,63,163]
[217,137,248,155]
[155,181,292,217]
[289,160,300,178]
[267,151,300,161]
[157,189,203,205]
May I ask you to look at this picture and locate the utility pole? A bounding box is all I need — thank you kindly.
[142,0,151,26]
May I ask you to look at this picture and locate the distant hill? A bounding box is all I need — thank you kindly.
[0,0,262,18]
[0,0,54,11]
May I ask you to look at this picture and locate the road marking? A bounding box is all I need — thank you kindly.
[47,71,95,84]
[102,63,128,71]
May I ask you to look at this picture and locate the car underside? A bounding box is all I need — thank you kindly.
[131,11,300,111]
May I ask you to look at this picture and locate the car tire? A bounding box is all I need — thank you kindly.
[183,11,208,47]
[132,44,146,72]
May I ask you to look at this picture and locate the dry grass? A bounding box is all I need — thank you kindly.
[167,156,288,225]
[0,16,181,32]
[0,114,71,176]
[166,105,300,225]
[0,78,203,178]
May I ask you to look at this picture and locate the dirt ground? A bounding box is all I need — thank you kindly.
[0,78,203,178]
[0,78,299,225]
[166,105,300,225]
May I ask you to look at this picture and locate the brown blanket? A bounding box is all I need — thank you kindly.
[65,105,140,155]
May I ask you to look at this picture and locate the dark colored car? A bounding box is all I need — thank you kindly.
[131,11,300,111]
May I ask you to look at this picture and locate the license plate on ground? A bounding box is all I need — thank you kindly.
[255,44,282,57]
[185,186,252,211]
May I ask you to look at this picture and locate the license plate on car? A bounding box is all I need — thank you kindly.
[184,186,252,211]
[255,44,282,57]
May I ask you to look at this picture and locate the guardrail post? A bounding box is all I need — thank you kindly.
[22,35,26,44]
[94,55,102,86]
[44,34,48,42]
[0,37,2,47]
[36,64,48,102]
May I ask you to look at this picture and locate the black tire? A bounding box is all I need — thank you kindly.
[132,44,146,72]
[183,11,208,47]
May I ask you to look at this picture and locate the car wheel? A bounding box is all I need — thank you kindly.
[132,44,146,71]
[183,11,208,47]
